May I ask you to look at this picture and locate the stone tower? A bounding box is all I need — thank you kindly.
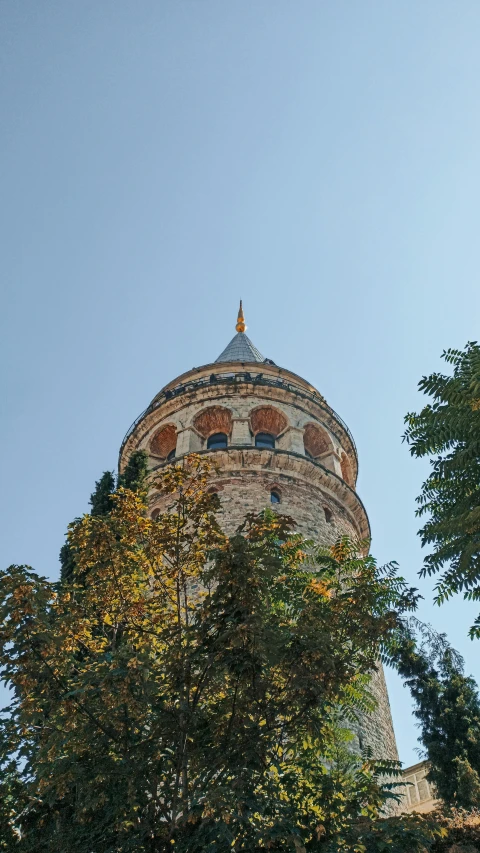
[119,303,399,763]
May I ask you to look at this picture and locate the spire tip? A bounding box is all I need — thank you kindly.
[236,300,246,333]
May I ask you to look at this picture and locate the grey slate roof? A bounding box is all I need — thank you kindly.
[215,332,265,364]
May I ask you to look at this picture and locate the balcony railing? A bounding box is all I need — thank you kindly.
[119,371,357,460]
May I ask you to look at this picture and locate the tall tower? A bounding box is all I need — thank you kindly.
[119,303,399,763]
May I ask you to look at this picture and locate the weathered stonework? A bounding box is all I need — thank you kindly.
[119,353,400,777]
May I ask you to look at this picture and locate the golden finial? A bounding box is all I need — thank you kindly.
[235,300,246,333]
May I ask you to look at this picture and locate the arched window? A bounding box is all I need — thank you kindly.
[151,508,160,520]
[255,432,275,449]
[150,423,177,460]
[270,490,281,504]
[250,406,288,438]
[167,448,176,462]
[207,432,228,450]
[324,507,333,523]
[303,423,333,460]
[194,407,232,440]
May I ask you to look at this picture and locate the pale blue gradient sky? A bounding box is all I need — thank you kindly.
[2,1,480,767]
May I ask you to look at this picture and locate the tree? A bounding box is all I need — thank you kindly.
[386,619,480,809]
[0,456,427,851]
[0,727,23,852]
[59,450,148,583]
[404,342,480,637]
[429,809,480,853]
[89,471,115,517]
[117,449,149,494]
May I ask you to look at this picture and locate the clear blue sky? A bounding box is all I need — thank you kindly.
[2,1,480,768]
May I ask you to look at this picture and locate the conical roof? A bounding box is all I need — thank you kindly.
[215,332,265,363]
[215,302,267,364]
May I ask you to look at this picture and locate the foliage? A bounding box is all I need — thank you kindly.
[323,812,446,853]
[0,741,23,852]
[89,471,116,517]
[59,450,148,583]
[59,538,78,584]
[404,342,480,637]
[386,619,480,809]
[0,456,424,851]
[345,808,480,853]
[429,808,480,853]
[117,449,149,494]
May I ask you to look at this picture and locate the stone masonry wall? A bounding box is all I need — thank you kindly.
[150,459,359,543]
[120,367,400,787]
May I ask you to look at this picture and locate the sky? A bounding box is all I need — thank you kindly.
[1,1,480,769]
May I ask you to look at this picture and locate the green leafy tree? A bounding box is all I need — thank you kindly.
[0,456,427,852]
[59,538,78,584]
[89,471,115,517]
[324,812,445,853]
[387,619,480,808]
[429,809,480,852]
[0,732,23,852]
[117,449,149,494]
[59,451,147,583]
[404,342,480,637]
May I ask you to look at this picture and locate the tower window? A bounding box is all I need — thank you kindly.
[303,423,333,462]
[270,490,281,504]
[255,432,275,449]
[324,507,333,524]
[150,423,177,460]
[207,432,228,450]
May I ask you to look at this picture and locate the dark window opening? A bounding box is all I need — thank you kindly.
[270,490,281,504]
[207,432,228,450]
[151,508,160,520]
[167,448,176,461]
[324,507,333,523]
[255,432,275,449]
